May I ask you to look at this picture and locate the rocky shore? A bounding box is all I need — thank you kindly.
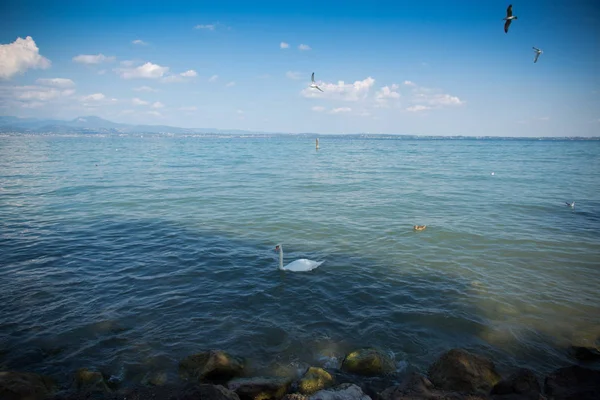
[2,346,599,400]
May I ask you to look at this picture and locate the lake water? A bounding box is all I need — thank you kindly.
[1,134,599,386]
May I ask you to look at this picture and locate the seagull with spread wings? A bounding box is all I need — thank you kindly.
[503,4,518,33]
[310,72,324,92]
[533,47,543,63]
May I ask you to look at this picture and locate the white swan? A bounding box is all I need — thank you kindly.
[274,244,324,272]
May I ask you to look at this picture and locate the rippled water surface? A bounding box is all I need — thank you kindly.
[1,134,599,385]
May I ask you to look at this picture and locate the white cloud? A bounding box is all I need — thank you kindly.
[225,81,235,87]
[0,85,75,109]
[195,24,216,30]
[132,39,147,45]
[132,97,149,106]
[406,105,430,112]
[280,42,289,49]
[116,62,169,79]
[133,86,157,92]
[36,78,75,88]
[208,75,218,82]
[301,76,375,101]
[21,101,44,109]
[151,101,164,108]
[298,44,311,51]
[81,93,105,102]
[407,82,464,110]
[120,109,135,115]
[161,69,198,83]
[146,110,162,117]
[180,106,197,111]
[311,106,325,112]
[330,107,352,114]
[375,84,400,106]
[18,88,61,101]
[120,60,136,67]
[404,80,416,86]
[0,36,51,79]
[425,93,463,106]
[286,71,303,80]
[180,70,197,77]
[73,53,115,64]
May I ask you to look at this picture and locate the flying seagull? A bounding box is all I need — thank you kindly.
[503,4,518,33]
[533,47,543,63]
[310,72,324,92]
[565,201,575,208]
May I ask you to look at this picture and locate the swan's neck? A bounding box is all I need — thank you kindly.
[278,247,284,269]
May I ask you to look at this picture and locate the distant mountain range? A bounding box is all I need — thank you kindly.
[0,115,597,140]
[0,115,272,135]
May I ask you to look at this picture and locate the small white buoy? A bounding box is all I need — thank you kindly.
[316,138,320,150]
[491,172,495,176]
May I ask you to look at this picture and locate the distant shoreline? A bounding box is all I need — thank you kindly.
[1,130,599,140]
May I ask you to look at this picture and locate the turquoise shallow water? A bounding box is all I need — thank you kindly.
[1,134,599,385]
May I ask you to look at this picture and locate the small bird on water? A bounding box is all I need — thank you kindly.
[565,201,575,208]
[503,4,518,33]
[413,225,427,231]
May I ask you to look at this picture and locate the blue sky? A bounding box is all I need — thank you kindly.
[1,0,599,136]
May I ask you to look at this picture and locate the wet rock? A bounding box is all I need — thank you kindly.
[141,370,168,386]
[179,383,242,400]
[227,376,292,400]
[282,394,309,400]
[341,348,396,376]
[570,346,600,362]
[73,368,112,393]
[379,372,492,400]
[490,369,541,400]
[299,367,335,395]
[309,383,371,400]
[179,350,245,383]
[428,349,501,394]
[544,365,600,400]
[0,370,57,400]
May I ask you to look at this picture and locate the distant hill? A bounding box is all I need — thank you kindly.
[0,115,597,140]
[0,115,273,135]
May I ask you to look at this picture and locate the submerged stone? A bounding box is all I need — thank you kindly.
[0,370,56,400]
[341,348,395,376]
[570,346,600,362]
[491,368,541,400]
[544,365,600,400]
[179,350,245,383]
[73,368,112,393]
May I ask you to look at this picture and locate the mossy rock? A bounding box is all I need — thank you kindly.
[180,350,245,382]
[0,370,57,400]
[428,348,501,394]
[341,348,395,376]
[298,367,334,395]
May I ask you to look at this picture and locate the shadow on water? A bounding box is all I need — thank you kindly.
[0,215,597,389]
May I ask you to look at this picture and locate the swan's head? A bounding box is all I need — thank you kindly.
[274,244,282,252]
